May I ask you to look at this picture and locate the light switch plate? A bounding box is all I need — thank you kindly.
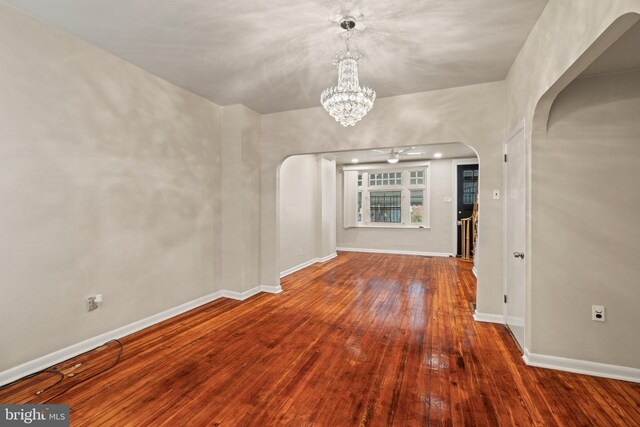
[444,196,452,203]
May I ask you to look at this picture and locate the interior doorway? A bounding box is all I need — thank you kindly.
[456,164,479,256]
[452,159,479,259]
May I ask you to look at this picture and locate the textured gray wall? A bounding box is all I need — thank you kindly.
[532,69,640,368]
[0,5,221,371]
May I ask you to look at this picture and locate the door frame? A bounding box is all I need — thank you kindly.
[503,119,527,351]
[451,158,479,258]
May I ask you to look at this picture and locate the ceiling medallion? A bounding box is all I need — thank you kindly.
[321,16,376,127]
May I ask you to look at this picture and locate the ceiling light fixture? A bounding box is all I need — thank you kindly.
[433,152,443,158]
[351,158,359,163]
[321,17,376,127]
[387,151,400,164]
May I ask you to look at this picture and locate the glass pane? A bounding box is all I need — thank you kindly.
[357,173,362,187]
[357,191,362,222]
[369,191,402,223]
[463,170,478,205]
[410,190,424,223]
[463,181,477,205]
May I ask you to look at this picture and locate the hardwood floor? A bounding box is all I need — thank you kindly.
[1,252,638,426]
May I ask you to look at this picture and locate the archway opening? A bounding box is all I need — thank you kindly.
[277,142,481,295]
[528,18,640,369]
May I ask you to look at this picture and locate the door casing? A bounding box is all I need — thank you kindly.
[503,120,527,352]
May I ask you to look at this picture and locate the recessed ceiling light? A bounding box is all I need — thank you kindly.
[351,158,359,163]
[406,152,425,155]
[433,152,443,158]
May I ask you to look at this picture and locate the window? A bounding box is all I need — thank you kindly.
[369,172,402,187]
[370,191,402,222]
[343,162,430,228]
[463,169,479,205]
[410,190,423,223]
[410,170,424,185]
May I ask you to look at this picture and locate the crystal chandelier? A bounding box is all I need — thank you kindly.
[321,17,376,127]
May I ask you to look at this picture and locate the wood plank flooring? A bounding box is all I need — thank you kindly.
[1,252,638,426]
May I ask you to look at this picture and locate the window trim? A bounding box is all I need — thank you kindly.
[344,161,431,229]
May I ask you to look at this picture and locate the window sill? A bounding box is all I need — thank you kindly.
[347,224,431,230]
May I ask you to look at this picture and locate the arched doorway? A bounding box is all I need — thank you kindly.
[526,14,640,373]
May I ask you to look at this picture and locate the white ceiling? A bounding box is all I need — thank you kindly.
[329,143,477,165]
[2,0,548,114]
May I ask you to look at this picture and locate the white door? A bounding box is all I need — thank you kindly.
[505,125,526,350]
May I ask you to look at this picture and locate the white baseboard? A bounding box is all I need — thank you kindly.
[523,348,640,383]
[317,252,338,263]
[259,284,283,294]
[0,286,280,387]
[280,252,338,278]
[472,266,478,278]
[473,310,505,324]
[336,247,452,257]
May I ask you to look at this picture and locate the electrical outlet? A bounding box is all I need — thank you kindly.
[592,305,605,322]
[87,294,102,312]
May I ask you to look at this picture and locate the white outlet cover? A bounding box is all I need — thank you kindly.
[492,189,500,199]
[592,305,605,322]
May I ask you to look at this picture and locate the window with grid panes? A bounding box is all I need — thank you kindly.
[347,165,429,228]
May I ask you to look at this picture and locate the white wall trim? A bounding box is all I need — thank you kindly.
[337,247,452,257]
[523,349,640,383]
[342,160,431,172]
[279,252,338,278]
[472,266,478,278]
[218,284,284,300]
[259,284,283,294]
[317,252,338,263]
[473,310,505,324]
[279,259,318,278]
[0,286,280,387]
